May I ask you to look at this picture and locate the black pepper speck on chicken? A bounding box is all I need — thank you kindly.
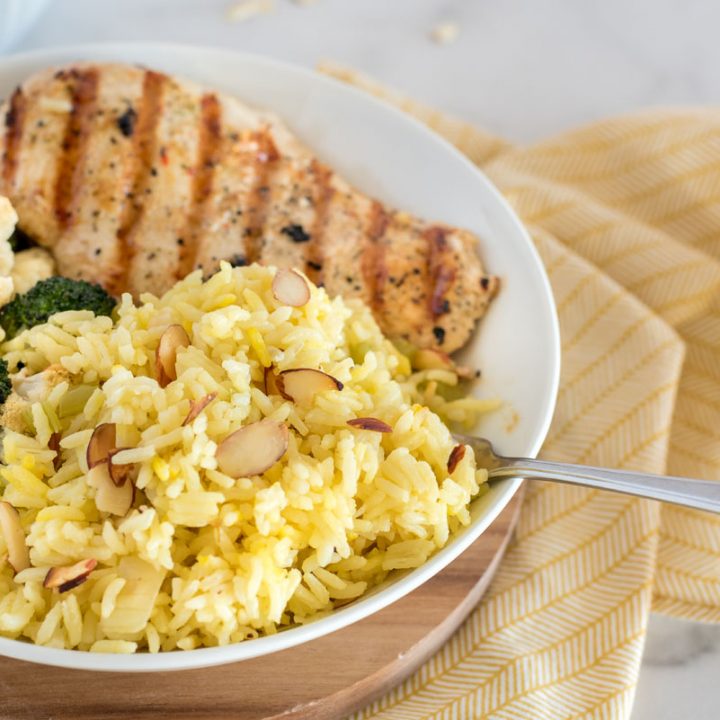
[0,63,499,352]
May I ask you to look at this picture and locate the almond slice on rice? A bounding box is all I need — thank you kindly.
[49,431,62,471]
[156,324,190,388]
[44,558,97,593]
[100,556,166,636]
[447,444,467,474]
[347,417,393,433]
[277,369,343,405]
[86,423,117,469]
[216,420,289,478]
[0,501,29,573]
[88,463,134,516]
[182,393,218,426]
[413,348,476,380]
[108,449,136,487]
[264,366,281,396]
[413,348,454,371]
[272,269,310,307]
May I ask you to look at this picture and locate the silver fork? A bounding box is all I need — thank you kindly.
[453,434,720,513]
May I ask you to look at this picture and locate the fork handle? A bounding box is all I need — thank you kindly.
[490,459,720,513]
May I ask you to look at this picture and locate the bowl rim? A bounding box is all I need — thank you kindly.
[0,41,561,672]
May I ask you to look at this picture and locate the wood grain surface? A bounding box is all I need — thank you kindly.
[0,488,523,720]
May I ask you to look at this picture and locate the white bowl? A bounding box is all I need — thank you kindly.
[0,0,50,53]
[0,43,560,671]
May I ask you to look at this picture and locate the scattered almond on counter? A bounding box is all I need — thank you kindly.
[226,0,275,22]
[430,21,460,45]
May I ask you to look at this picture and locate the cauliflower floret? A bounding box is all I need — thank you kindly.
[0,393,31,433]
[0,277,13,308]
[0,197,17,238]
[0,364,71,433]
[11,247,55,295]
[0,197,17,294]
[0,195,17,313]
[14,364,70,403]
[0,196,57,309]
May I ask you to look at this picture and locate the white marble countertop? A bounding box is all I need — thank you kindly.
[634,615,720,719]
[4,1,720,717]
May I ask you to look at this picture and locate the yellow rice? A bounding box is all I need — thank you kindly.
[0,263,493,652]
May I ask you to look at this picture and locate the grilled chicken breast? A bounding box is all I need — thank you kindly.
[0,63,498,352]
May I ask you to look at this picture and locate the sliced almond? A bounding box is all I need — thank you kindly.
[347,417,393,433]
[86,423,117,469]
[454,365,478,380]
[264,366,281,396]
[100,556,166,636]
[108,449,135,487]
[44,558,97,593]
[0,501,29,573]
[277,369,343,406]
[413,348,476,380]
[156,324,190,388]
[272,269,311,307]
[49,431,62,471]
[216,420,289,478]
[413,348,454,371]
[183,392,218,426]
[447,444,467,474]
[89,464,134,516]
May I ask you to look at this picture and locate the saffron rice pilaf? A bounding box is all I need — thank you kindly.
[0,263,495,653]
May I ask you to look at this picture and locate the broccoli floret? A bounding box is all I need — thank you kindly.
[0,277,116,339]
[0,358,10,405]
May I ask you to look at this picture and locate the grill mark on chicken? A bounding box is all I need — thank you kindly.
[53,69,99,228]
[361,201,390,314]
[1,62,498,352]
[113,70,166,294]
[176,92,222,279]
[2,87,26,190]
[304,160,334,285]
[243,128,280,263]
[425,225,456,320]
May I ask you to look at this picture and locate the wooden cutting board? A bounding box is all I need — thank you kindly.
[0,488,522,720]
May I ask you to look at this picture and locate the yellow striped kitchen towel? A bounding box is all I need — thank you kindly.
[324,66,720,719]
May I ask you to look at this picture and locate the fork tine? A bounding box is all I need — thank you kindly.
[451,433,505,470]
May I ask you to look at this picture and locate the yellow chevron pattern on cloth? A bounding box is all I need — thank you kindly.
[321,66,720,719]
